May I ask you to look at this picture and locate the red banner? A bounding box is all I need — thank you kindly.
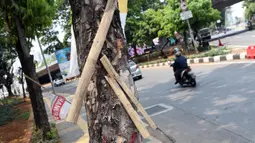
[52,96,66,120]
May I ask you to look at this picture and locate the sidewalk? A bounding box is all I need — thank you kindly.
[43,92,162,143]
[43,92,85,143]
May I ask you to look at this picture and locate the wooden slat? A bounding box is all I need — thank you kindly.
[100,55,158,130]
[105,76,150,139]
[66,0,117,124]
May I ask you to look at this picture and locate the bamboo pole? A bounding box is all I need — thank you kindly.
[105,76,150,139]
[100,55,158,130]
[66,0,117,123]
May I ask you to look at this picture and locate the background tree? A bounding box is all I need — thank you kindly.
[0,0,57,139]
[41,0,72,54]
[0,28,17,97]
[126,0,220,52]
[154,0,220,38]
[244,0,255,19]
[69,0,142,142]
[125,0,164,56]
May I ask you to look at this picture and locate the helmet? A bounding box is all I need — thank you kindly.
[173,47,181,56]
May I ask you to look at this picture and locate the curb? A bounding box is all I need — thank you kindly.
[139,52,247,68]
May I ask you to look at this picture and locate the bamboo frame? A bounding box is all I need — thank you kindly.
[105,76,150,139]
[100,55,158,130]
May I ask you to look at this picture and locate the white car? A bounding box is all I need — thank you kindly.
[53,78,65,87]
[128,60,142,80]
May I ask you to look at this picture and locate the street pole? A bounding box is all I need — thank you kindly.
[186,19,198,53]
[36,36,56,94]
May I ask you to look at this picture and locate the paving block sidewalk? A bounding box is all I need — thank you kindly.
[43,93,85,143]
[43,92,162,143]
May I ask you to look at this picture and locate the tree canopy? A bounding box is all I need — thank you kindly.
[126,0,221,45]
[0,0,58,139]
[125,0,164,45]
[41,0,71,54]
[0,34,17,96]
[244,0,255,19]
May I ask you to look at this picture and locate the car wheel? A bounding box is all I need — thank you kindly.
[138,75,143,79]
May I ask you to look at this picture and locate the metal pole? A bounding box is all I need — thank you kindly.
[186,19,198,53]
[36,36,56,94]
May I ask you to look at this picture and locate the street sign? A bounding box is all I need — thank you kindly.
[180,0,187,11]
[180,10,193,20]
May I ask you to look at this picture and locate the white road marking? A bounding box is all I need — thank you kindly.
[252,35,255,38]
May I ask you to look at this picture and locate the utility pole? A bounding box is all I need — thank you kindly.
[36,36,56,94]
[186,19,198,53]
[180,0,198,53]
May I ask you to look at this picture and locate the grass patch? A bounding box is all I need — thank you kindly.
[0,105,17,126]
[16,111,30,120]
[0,97,23,106]
[187,47,231,59]
[0,98,24,126]
[31,123,59,143]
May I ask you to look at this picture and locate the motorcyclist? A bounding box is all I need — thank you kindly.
[172,48,188,84]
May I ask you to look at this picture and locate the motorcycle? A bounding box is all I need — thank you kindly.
[171,64,196,87]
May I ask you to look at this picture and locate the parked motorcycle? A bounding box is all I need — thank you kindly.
[171,64,196,87]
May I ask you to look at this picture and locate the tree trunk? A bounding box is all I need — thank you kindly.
[5,84,14,97]
[70,0,142,142]
[14,17,50,139]
[132,43,138,57]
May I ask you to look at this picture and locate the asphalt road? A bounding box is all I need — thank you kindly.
[210,30,255,48]
[50,61,255,143]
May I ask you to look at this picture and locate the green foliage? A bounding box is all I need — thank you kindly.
[0,98,22,126]
[0,41,16,92]
[0,21,17,92]
[41,0,71,54]
[244,0,255,19]
[187,47,230,59]
[16,111,30,120]
[0,105,16,125]
[31,123,59,143]
[0,0,57,51]
[126,0,164,45]
[126,0,221,45]
[0,97,22,105]
[156,0,221,37]
[136,47,230,66]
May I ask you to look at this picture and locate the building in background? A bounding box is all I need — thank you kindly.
[224,1,246,31]
[55,47,71,80]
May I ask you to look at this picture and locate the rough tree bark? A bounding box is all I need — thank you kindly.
[14,16,50,139]
[70,0,142,142]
